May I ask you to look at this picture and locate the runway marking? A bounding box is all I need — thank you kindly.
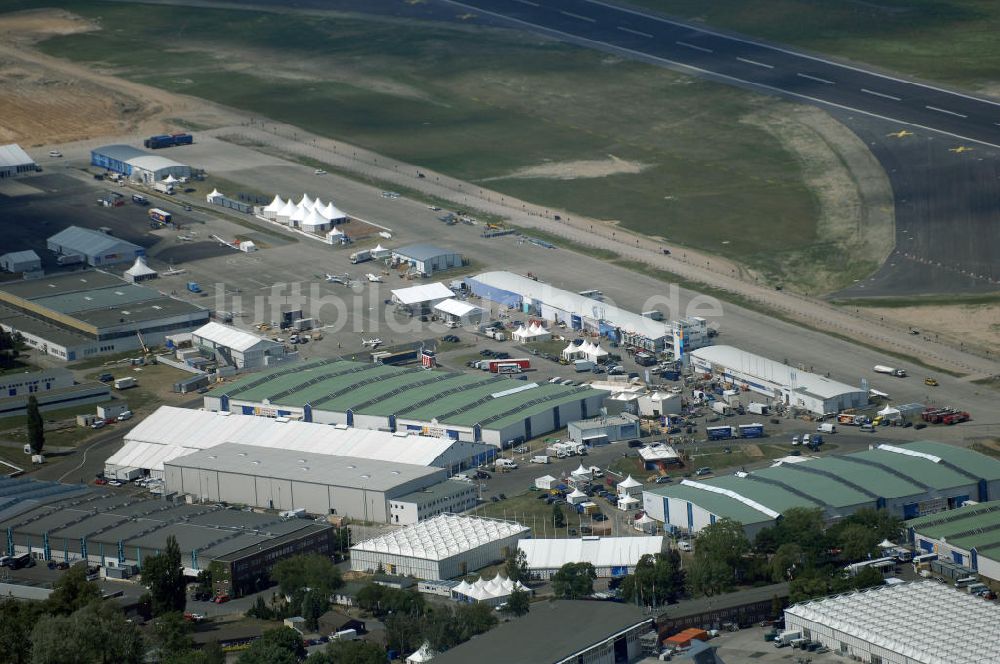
[737,57,774,69]
[617,25,653,38]
[862,88,901,101]
[512,0,539,5]
[560,10,596,22]
[440,0,1000,151]
[926,105,968,118]
[797,73,834,85]
[676,40,712,53]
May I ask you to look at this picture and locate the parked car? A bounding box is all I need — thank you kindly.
[695,467,712,477]
[213,594,230,604]
[94,478,108,485]
[627,440,643,448]
[677,541,693,552]
[90,420,106,429]
[98,373,115,383]
[655,476,672,484]
[107,480,123,487]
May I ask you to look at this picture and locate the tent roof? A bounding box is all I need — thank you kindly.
[351,514,529,562]
[518,536,663,569]
[207,188,223,199]
[434,298,481,318]
[298,193,313,207]
[193,321,274,353]
[124,256,157,277]
[618,475,641,488]
[322,202,347,219]
[392,282,454,306]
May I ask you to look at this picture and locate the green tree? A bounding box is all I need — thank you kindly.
[301,590,329,631]
[770,543,804,582]
[839,508,903,543]
[270,554,343,599]
[552,503,566,528]
[686,556,733,597]
[141,535,186,615]
[307,639,386,664]
[502,587,531,616]
[770,594,783,619]
[245,595,274,620]
[236,627,305,664]
[25,395,44,455]
[30,601,144,664]
[504,547,529,584]
[357,583,424,618]
[455,602,497,640]
[551,562,596,599]
[621,552,686,606]
[0,598,42,664]
[195,568,213,599]
[838,523,880,561]
[852,566,885,591]
[383,611,424,655]
[693,517,751,584]
[153,612,194,655]
[163,641,226,664]
[46,565,102,615]
[773,508,828,564]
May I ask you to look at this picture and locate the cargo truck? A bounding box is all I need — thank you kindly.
[574,359,594,373]
[153,181,174,195]
[113,377,137,390]
[350,249,372,264]
[149,208,172,224]
[747,402,770,415]
[873,365,907,377]
[706,425,734,440]
[144,133,194,149]
[837,413,867,426]
[710,401,732,416]
[816,422,836,434]
[739,423,764,439]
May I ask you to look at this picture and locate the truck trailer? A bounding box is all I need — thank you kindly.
[113,377,137,390]
[706,425,734,440]
[873,365,907,377]
[149,208,172,224]
[153,181,174,195]
[739,423,764,439]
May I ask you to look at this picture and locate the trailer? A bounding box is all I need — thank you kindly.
[873,365,907,377]
[371,349,418,365]
[149,208,172,224]
[153,181,174,195]
[710,401,732,416]
[487,358,530,372]
[837,413,866,426]
[706,425,734,440]
[350,249,372,264]
[747,402,770,415]
[573,359,594,373]
[739,423,764,439]
[113,377,137,390]
[144,133,194,149]
[660,369,680,381]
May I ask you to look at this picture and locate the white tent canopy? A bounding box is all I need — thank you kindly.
[561,342,582,359]
[297,193,313,208]
[290,204,308,224]
[512,322,551,342]
[322,201,348,221]
[206,188,224,202]
[618,475,641,489]
[452,573,529,605]
[301,209,328,228]
[534,475,558,490]
[276,199,297,222]
[124,256,157,281]
[433,298,482,320]
[163,174,178,184]
[567,488,588,504]
[263,194,284,212]
[406,643,436,664]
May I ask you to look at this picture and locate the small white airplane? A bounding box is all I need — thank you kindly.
[361,337,383,348]
[366,273,383,283]
[378,231,392,239]
[325,273,350,285]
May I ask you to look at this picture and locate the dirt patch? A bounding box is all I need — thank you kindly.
[864,303,1000,353]
[0,8,239,146]
[744,443,764,457]
[485,155,651,181]
[741,102,894,293]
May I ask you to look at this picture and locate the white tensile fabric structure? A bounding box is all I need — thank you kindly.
[534,475,557,490]
[350,514,530,580]
[617,494,640,510]
[452,573,530,605]
[290,204,308,225]
[561,342,582,360]
[512,322,551,342]
[301,208,328,229]
[163,174,178,184]
[206,188,224,203]
[391,282,455,307]
[617,475,642,496]
[311,197,325,212]
[518,536,663,578]
[433,298,482,321]
[276,199,296,224]
[262,195,285,219]
[580,341,608,362]
[123,256,157,282]
[322,202,347,221]
[406,643,436,664]
[571,463,592,479]
[784,581,1000,664]
[567,488,588,504]
[298,193,313,208]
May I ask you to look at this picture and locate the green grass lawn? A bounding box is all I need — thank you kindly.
[15,0,868,290]
[623,0,1000,90]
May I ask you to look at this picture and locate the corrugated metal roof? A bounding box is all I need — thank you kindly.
[127,155,187,172]
[193,321,276,353]
[518,536,663,570]
[691,345,864,400]
[92,144,146,162]
[0,143,34,168]
[392,243,456,262]
[908,500,1000,553]
[0,250,40,264]
[47,226,141,258]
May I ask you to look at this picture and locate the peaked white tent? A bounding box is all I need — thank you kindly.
[371,243,391,259]
[322,201,348,222]
[617,475,642,497]
[580,341,608,362]
[163,174,178,184]
[124,256,157,283]
[326,226,346,244]
[571,463,592,479]
[206,188,224,203]
[561,342,583,360]
[512,322,551,343]
[262,194,285,219]
[617,494,640,511]
[301,208,329,231]
[289,204,308,227]
[276,199,297,224]
[567,488,588,505]
[452,574,530,606]
[534,475,558,490]
[406,643,436,664]
[297,193,313,208]
[311,197,325,211]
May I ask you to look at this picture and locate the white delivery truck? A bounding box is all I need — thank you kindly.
[153,181,174,194]
[873,364,907,377]
[496,458,518,470]
[113,377,137,390]
[816,422,836,434]
[747,402,770,415]
[774,630,802,648]
[530,455,550,464]
[711,401,732,416]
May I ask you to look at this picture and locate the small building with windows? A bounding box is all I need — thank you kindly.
[391,244,463,276]
[191,321,287,369]
[0,250,41,274]
[0,144,37,179]
[389,479,479,525]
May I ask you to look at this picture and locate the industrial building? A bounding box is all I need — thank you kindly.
[391,244,463,276]
[105,406,492,480]
[0,368,111,418]
[0,144,36,179]
[432,600,652,664]
[47,226,144,267]
[389,480,479,525]
[517,536,664,579]
[90,144,191,183]
[203,358,605,447]
[643,441,1000,538]
[191,321,287,369]
[690,345,868,416]
[350,514,529,579]
[907,500,1000,582]
[783,582,1000,664]
[567,414,641,445]
[433,298,484,325]
[0,480,334,597]
[390,282,455,310]
[0,270,209,361]
[0,250,41,274]
[467,271,710,356]
[164,443,447,522]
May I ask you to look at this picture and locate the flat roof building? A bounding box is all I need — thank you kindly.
[47,226,143,267]
[192,321,287,369]
[784,581,1000,664]
[389,479,479,525]
[391,244,462,276]
[431,600,653,664]
[644,441,1000,538]
[0,250,41,274]
[350,514,529,579]
[105,406,492,480]
[467,271,710,355]
[164,443,447,522]
[0,368,111,418]
[690,345,868,416]
[204,358,605,448]
[91,144,190,184]
[390,282,455,308]
[567,414,641,445]
[907,500,1000,582]
[0,270,209,361]
[0,144,37,179]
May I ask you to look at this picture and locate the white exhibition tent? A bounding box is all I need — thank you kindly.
[617,494,641,511]
[301,208,328,229]
[512,322,551,342]
[406,643,436,664]
[298,193,313,208]
[391,282,455,307]
[561,342,583,360]
[518,536,664,577]
[262,194,285,219]
[322,201,348,221]
[123,256,158,283]
[567,488,588,504]
[452,573,530,606]
[290,204,308,225]
[534,475,558,490]
[206,188,224,203]
[276,199,297,223]
[571,463,592,480]
[163,174,178,184]
[617,475,642,496]
[434,298,483,322]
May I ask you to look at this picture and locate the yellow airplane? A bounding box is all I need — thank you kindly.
[949,146,974,153]
[886,130,913,139]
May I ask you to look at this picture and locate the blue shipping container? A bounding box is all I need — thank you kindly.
[739,424,764,439]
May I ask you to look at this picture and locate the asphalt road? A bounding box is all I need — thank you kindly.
[443,0,1000,148]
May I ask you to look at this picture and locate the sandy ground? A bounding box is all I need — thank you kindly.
[0,8,239,146]
[484,155,650,181]
[866,304,1000,352]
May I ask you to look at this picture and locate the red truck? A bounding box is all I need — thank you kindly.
[487,358,531,373]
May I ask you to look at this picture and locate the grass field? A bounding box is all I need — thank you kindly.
[9,0,885,291]
[623,0,1000,91]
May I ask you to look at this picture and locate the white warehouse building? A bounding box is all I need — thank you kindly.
[192,321,288,369]
[783,582,1000,664]
[518,536,664,580]
[690,345,868,416]
[467,271,710,355]
[350,514,529,579]
[104,406,493,480]
[0,144,36,179]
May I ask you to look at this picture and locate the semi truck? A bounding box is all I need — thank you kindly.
[739,423,764,439]
[874,365,907,377]
[144,133,194,149]
[149,208,172,224]
[486,358,530,372]
[153,181,175,195]
[710,401,732,416]
[706,425,734,440]
[350,249,372,264]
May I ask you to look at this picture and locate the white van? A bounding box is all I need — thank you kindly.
[816,422,836,434]
[496,458,518,470]
[530,455,550,464]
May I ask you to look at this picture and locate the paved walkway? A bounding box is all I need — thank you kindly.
[208,121,998,377]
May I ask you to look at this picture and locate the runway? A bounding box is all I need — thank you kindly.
[443,0,1000,149]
